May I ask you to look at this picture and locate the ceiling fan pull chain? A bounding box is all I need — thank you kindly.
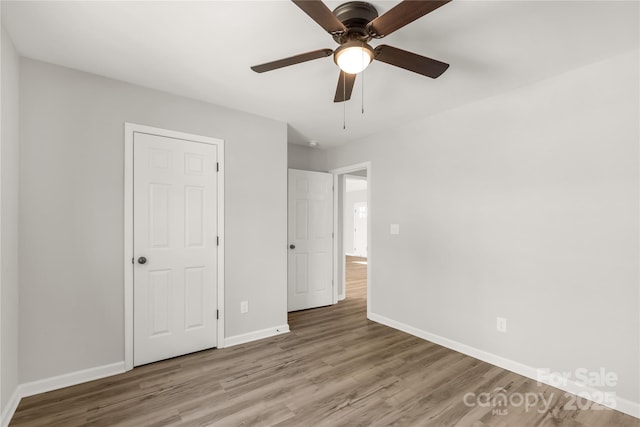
[343,98,346,130]
[362,41,366,114]
[343,71,347,130]
[361,66,365,115]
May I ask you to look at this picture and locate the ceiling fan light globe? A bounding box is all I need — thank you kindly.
[334,43,374,74]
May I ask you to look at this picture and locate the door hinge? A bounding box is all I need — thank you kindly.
[131,257,134,264]
[216,309,219,319]
[217,162,219,172]
[217,236,219,246]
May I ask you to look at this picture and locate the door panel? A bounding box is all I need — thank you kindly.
[185,186,205,247]
[288,169,333,311]
[133,132,218,366]
[149,270,171,336]
[185,267,205,330]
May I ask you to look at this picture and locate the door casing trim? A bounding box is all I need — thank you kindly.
[124,123,225,371]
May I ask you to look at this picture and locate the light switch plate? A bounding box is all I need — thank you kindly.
[497,317,507,333]
[390,224,400,235]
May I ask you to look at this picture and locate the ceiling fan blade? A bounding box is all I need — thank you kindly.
[334,71,356,102]
[292,0,347,35]
[251,49,333,73]
[367,0,451,38]
[374,45,449,78]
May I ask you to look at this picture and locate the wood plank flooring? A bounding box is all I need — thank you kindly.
[10,256,638,426]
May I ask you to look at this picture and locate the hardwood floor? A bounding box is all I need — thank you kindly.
[10,256,638,426]
[345,255,367,300]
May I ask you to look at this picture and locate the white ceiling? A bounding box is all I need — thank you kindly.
[2,1,638,149]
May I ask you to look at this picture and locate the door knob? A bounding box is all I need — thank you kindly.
[138,257,147,265]
[289,244,295,249]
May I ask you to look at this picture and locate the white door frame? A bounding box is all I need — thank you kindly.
[124,123,225,371]
[330,162,371,318]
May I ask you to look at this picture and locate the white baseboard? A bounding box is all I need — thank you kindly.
[18,361,126,399]
[1,388,21,427]
[616,396,640,420]
[368,312,639,419]
[2,361,126,426]
[224,324,289,348]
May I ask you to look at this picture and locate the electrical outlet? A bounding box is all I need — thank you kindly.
[240,301,249,314]
[496,317,507,333]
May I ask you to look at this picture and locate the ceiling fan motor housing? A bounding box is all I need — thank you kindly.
[332,1,379,43]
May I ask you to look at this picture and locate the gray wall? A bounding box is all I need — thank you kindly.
[322,50,640,404]
[19,58,288,383]
[1,26,20,414]
[287,143,326,172]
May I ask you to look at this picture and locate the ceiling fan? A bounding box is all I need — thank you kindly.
[251,0,452,103]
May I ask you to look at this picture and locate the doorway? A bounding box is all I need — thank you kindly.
[124,123,225,370]
[330,162,371,316]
